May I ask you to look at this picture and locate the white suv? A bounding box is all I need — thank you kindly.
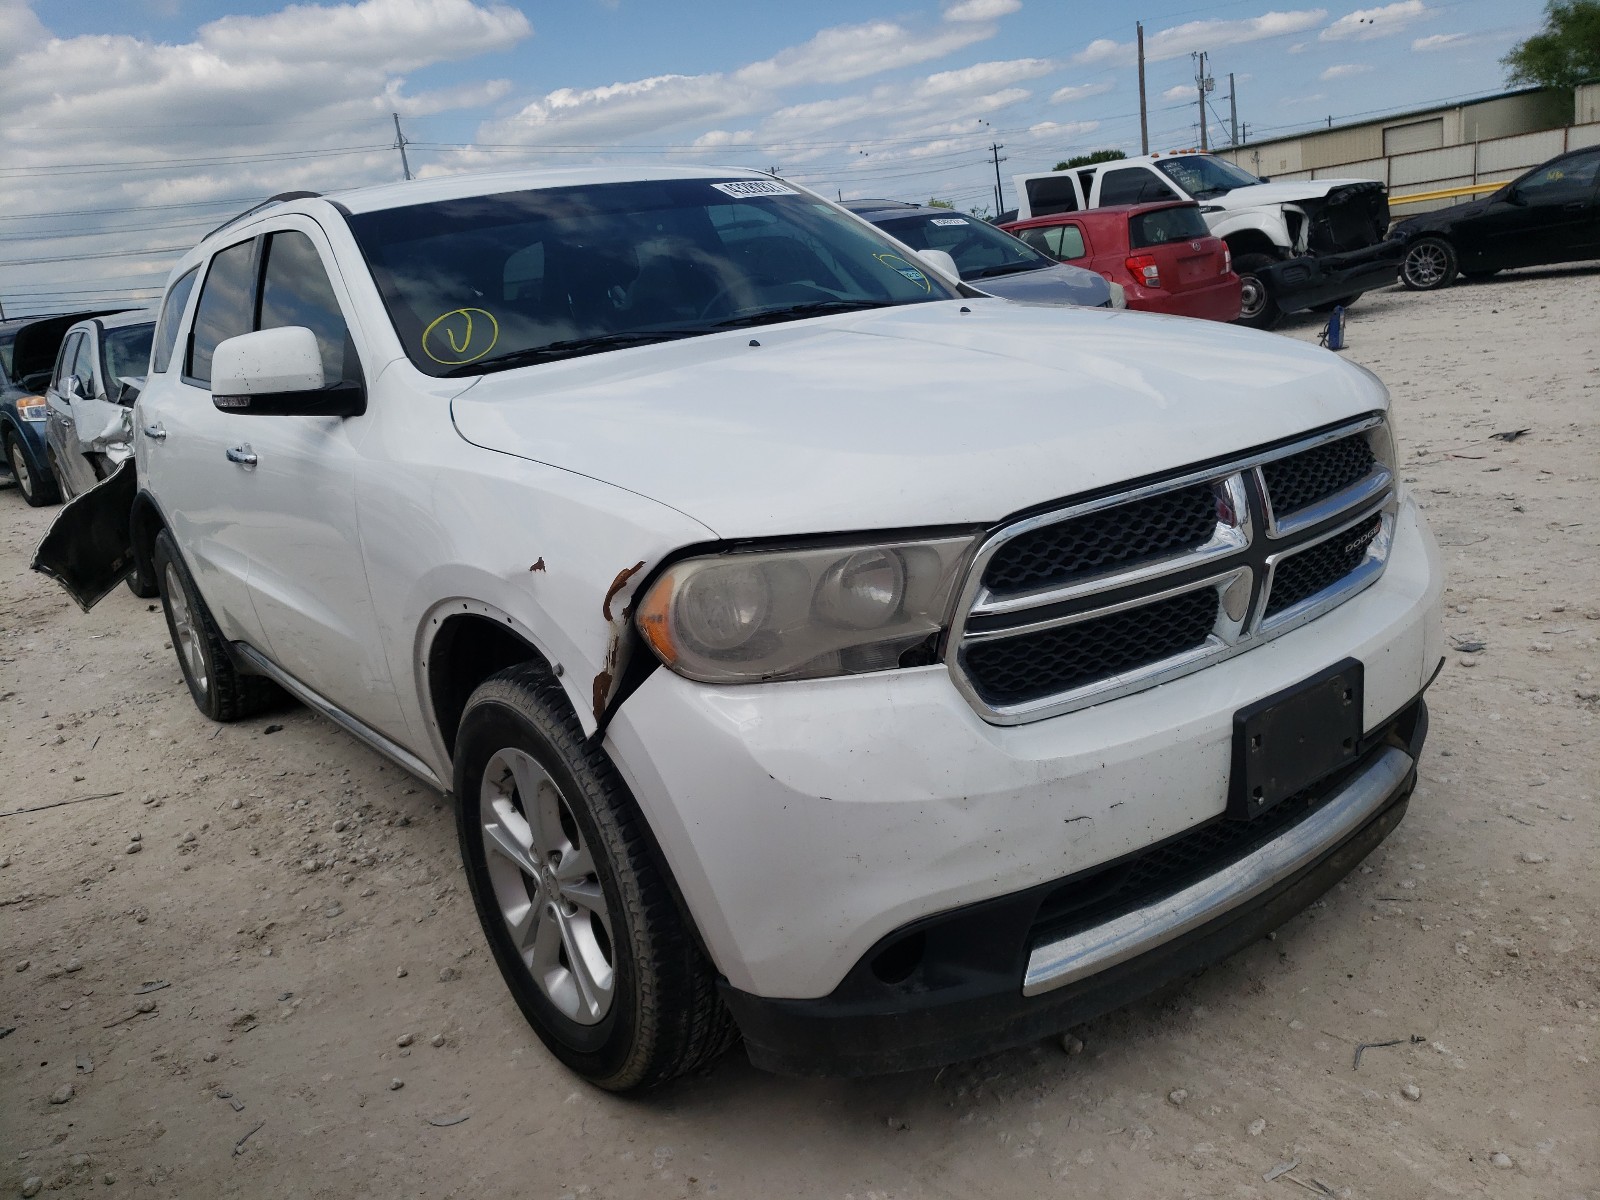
[38,166,1443,1090]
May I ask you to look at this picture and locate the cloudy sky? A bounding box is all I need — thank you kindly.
[0,0,1544,316]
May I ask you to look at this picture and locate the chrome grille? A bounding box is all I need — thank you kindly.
[947,417,1397,725]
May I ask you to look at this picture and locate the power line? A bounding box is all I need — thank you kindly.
[0,246,188,267]
[0,196,265,223]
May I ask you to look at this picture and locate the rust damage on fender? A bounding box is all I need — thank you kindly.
[592,560,648,725]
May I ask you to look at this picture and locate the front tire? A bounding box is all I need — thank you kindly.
[454,663,735,1091]
[5,433,59,507]
[152,530,282,721]
[1232,254,1282,330]
[1399,237,1457,290]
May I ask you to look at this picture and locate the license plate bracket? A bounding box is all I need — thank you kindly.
[1230,658,1364,820]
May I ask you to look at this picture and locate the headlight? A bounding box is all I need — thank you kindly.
[16,395,46,422]
[636,535,976,683]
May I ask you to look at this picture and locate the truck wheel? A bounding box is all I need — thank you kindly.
[1232,255,1282,330]
[1399,237,1457,290]
[152,530,282,721]
[5,433,59,507]
[454,662,736,1091]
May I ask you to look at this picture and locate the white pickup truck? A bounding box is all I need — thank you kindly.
[36,166,1443,1090]
[1013,153,1403,327]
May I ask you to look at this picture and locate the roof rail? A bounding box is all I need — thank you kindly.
[202,191,323,242]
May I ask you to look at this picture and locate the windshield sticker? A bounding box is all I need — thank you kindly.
[872,252,931,292]
[422,308,500,366]
[930,218,968,226]
[709,180,798,198]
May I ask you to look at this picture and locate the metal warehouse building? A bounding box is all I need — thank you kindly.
[1217,85,1600,215]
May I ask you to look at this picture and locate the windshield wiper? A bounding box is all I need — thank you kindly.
[705,300,892,329]
[969,261,1043,280]
[442,330,697,375]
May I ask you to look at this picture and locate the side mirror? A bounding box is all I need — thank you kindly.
[116,378,142,407]
[1258,175,1271,183]
[917,248,962,282]
[1504,187,1526,207]
[211,327,364,417]
[61,375,85,402]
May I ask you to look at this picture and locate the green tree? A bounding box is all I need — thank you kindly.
[1053,148,1127,171]
[1502,0,1600,89]
[926,197,956,208]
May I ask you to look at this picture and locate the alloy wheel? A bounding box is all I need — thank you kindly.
[1403,243,1450,288]
[480,747,616,1025]
[164,563,208,693]
[8,441,32,498]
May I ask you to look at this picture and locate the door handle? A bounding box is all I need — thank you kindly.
[1563,201,1586,213]
[226,444,258,467]
[143,423,167,441]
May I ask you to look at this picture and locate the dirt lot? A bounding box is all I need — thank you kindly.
[3,269,1597,1199]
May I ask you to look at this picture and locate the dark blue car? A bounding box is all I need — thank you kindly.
[2,311,120,506]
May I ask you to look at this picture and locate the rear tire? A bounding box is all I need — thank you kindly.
[454,662,736,1091]
[153,529,282,721]
[1399,237,1457,290]
[1232,254,1282,330]
[5,433,59,507]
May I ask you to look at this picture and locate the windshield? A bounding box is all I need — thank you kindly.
[102,324,154,387]
[1154,155,1263,200]
[872,211,1051,279]
[347,178,961,376]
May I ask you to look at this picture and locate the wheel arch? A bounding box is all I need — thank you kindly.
[130,489,170,591]
[1222,229,1282,261]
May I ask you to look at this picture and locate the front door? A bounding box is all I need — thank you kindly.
[214,221,406,738]
[1457,149,1600,270]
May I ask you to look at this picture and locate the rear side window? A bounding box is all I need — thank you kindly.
[259,231,360,386]
[1129,206,1211,248]
[1019,224,1087,261]
[151,266,199,375]
[1098,168,1179,206]
[1024,175,1080,217]
[187,241,256,386]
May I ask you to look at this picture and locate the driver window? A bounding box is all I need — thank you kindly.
[53,332,85,394]
[259,231,361,388]
[1515,151,1600,202]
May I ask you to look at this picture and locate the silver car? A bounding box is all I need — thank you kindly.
[42,310,155,501]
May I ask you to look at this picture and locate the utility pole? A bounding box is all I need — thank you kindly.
[1228,72,1238,148]
[988,141,1007,214]
[1136,22,1149,155]
[1193,52,1213,152]
[392,112,412,181]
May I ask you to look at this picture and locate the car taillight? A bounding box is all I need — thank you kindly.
[1223,244,1232,272]
[1125,254,1160,288]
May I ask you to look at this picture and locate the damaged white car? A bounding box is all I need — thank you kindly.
[35,167,1443,1091]
[42,309,155,501]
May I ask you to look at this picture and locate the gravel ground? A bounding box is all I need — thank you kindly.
[2,268,1597,1199]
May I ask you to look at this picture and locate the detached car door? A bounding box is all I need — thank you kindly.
[216,221,406,737]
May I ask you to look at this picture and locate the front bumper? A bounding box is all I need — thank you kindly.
[724,703,1423,1075]
[1261,241,1403,313]
[603,497,1441,1024]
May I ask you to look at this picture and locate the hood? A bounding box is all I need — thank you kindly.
[1208,178,1381,210]
[971,262,1111,308]
[1392,196,1493,234]
[449,300,1383,539]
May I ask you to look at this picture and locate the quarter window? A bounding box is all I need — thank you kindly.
[53,332,86,395]
[259,231,360,386]
[187,240,256,386]
[151,266,199,375]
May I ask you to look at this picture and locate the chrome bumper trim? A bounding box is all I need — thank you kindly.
[1022,745,1413,998]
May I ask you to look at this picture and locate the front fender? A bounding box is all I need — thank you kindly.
[1207,208,1293,254]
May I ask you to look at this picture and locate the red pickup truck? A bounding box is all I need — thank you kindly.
[1001,201,1241,323]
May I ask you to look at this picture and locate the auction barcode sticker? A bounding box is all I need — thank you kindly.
[930,218,968,226]
[710,180,798,198]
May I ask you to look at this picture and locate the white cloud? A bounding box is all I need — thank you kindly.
[1288,41,1308,52]
[733,20,992,89]
[691,129,756,149]
[944,0,1021,21]
[1320,0,1429,42]
[1074,9,1327,67]
[1283,92,1328,104]
[1412,31,1467,50]
[1320,62,1374,78]
[1049,80,1113,103]
[921,58,1055,94]
[0,0,47,65]
[1161,84,1193,101]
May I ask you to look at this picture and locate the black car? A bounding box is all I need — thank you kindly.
[1392,145,1600,290]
